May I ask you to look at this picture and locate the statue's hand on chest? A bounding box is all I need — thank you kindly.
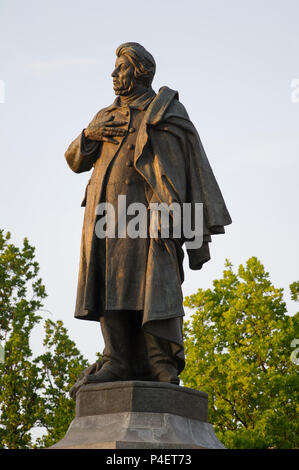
[84,115,127,145]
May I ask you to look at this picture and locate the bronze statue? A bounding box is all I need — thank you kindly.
[65,42,231,390]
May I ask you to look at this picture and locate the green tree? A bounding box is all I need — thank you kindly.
[181,257,299,449]
[0,230,46,448]
[35,319,88,448]
[0,230,89,448]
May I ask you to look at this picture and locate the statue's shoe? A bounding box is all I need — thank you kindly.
[157,374,180,385]
[152,365,180,385]
[84,366,129,383]
[69,360,103,398]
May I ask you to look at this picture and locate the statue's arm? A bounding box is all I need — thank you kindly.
[64,112,102,174]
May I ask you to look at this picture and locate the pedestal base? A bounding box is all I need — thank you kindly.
[50,381,225,449]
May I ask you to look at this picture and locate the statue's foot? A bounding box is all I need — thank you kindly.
[85,365,129,383]
[69,360,103,398]
[152,365,180,385]
[157,374,180,385]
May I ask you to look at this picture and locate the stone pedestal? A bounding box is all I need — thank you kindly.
[50,381,225,449]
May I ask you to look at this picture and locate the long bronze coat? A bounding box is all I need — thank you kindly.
[65,86,231,367]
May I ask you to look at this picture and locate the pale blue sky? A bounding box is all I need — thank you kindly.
[1,0,299,361]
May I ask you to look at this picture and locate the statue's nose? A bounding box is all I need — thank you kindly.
[111,69,117,78]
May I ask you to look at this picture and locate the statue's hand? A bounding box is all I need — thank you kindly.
[84,117,127,144]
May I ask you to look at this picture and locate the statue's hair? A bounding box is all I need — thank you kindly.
[116,42,156,87]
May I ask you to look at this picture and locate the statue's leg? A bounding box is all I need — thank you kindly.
[87,310,132,382]
[87,310,151,383]
[144,332,180,385]
[128,311,152,381]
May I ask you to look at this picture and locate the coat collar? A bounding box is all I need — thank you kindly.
[107,87,156,112]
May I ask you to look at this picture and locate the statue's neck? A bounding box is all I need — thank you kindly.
[119,86,152,106]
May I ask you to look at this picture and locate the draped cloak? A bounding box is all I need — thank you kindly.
[65,86,232,372]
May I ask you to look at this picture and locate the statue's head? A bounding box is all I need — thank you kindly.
[111,42,156,96]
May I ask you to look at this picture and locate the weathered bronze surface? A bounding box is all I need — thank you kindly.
[65,42,231,388]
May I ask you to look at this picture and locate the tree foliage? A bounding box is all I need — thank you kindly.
[181,257,299,449]
[0,231,88,448]
[35,319,88,448]
[0,230,46,448]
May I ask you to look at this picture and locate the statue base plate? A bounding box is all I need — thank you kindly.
[50,381,225,449]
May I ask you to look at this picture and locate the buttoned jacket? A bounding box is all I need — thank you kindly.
[65,86,231,323]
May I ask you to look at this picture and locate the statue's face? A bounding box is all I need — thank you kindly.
[111,55,135,96]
